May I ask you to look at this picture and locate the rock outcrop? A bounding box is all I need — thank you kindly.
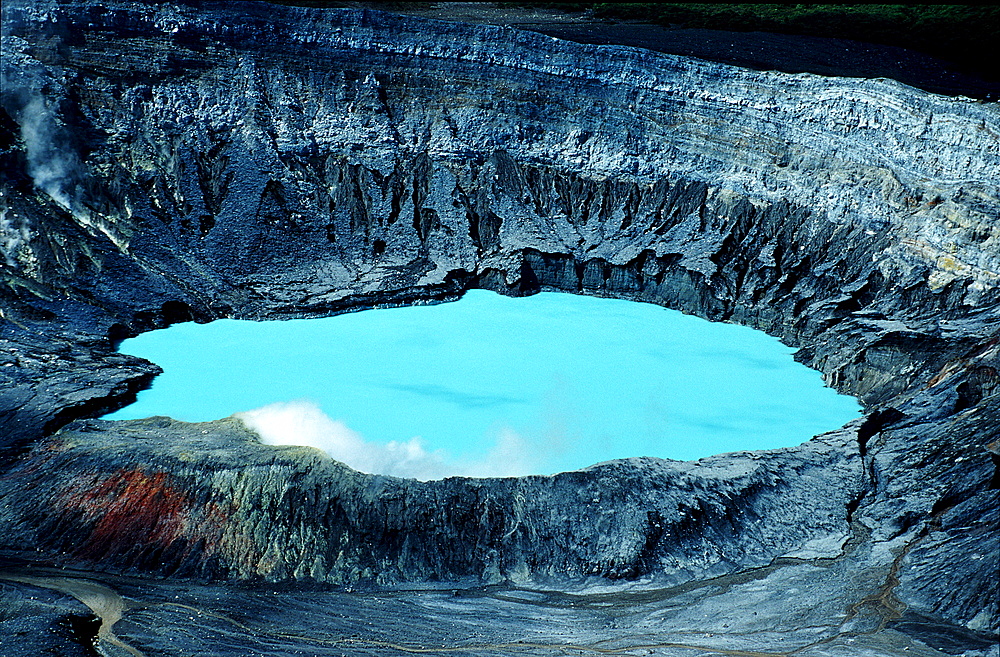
[1,1,997,654]
[1,416,863,586]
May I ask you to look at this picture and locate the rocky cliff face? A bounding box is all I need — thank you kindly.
[1,1,998,654]
[1,416,863,586]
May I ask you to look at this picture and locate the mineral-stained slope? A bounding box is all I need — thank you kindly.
[0,1,998,654]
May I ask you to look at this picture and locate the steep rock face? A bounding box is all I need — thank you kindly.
[0,0,998,646]
[0,416,862,586]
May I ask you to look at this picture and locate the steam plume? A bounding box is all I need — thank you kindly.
[17,95,81,212]
[236,400,552,480]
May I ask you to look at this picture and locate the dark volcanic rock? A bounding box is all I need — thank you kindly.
[0,416,863,586]
[0,1,998,654]
[388,2,1000,101]
[0,579,101,657]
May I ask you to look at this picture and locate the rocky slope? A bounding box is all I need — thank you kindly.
[1,1,998,654]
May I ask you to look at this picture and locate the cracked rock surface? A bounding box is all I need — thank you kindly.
[0,2,997,655]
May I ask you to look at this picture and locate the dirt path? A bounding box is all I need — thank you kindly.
[0,571,146,657]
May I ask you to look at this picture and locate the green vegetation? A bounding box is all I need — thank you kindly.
[527,4,999,77]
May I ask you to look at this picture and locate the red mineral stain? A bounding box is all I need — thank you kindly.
[52,468,230,564]
[73,469,188,559]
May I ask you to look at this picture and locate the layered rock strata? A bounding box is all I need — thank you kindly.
[1,0,998,650]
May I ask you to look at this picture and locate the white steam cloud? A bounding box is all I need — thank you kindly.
[0,201,31,266]
[236,400,553,481]
[0,63,87,217]
[1,56,126,256]
[18,95,80,213]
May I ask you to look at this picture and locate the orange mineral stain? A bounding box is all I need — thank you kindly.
[53,468,229,564]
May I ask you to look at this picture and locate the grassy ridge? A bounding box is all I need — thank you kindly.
[533,4,999,77]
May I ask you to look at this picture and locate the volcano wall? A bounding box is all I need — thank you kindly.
[1,0,998,648]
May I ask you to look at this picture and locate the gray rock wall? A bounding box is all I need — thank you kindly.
[0,416,865,585]
[0,0,997,641]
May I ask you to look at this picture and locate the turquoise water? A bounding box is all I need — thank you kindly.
[105,290,860,479]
